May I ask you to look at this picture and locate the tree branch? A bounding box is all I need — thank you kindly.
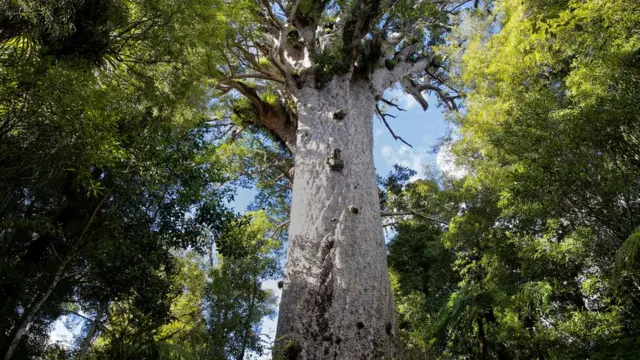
[372,56,431,92]
[228,73,285,83]
[261,0,284,30]
[381,211,448,225]
[218,78,297,150]
[401,78,430,111]
[342,0,385,71]
[415,82,459,110]
[375,103,413,148]
[278,0,301,68]
[379,97,406,112]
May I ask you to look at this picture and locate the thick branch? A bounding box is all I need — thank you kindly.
[372,56,431,92]
[401,78,430,111]
[220,79,297,150]
[291,0,330,70]
[416,82,459,110]
[342,0,384,71]
[228,73,285,83]
[278,0,300,68]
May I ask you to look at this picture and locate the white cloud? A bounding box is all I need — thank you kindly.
[436,144,467,179]
[49,314,86,349]
[49,318,74,346]
[380,145,427,181]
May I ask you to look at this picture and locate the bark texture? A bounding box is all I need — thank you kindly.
[276,79,395,359]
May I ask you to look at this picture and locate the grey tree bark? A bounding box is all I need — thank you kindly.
[275,79,396,359]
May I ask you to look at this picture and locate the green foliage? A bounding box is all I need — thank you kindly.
[6,0,640,359]
[204,222,279,359]
[88,212,280,360]
[314,43,350,86]
[386,1,640,358]
[218,132,293,224]
[615,227,640,278]
[0,0,236,358]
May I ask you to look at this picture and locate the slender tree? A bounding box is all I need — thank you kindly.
[212,0,460,357]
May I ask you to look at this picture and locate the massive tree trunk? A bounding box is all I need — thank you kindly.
[276,79,396,359]
[217,2,460,357]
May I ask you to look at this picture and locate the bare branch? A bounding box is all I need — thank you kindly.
[269,220,290,241]
[442,0,475,14]
[375,104,413,148]
[65,310,95,323]
[233,43,282,81]
[50,244,63,262]
[261,0,284,30]
[425,69,461,94]
[207,121,234,127]
[379,97,406,112]
[228,73,285,83]
[214,83,234,95]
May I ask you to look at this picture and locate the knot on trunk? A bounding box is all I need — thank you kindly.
[325,148,344,171]
[322,236,334,251]
[386,322,394,335]
[332,110,347,121]
[348,205,359,214]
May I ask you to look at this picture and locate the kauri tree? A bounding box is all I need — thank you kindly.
[211,0,461,357]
